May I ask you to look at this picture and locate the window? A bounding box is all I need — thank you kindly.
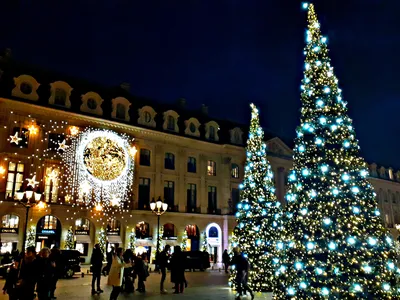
[163,223,175,238]
[167,115,175,130]
[164,181,175,209]
[6,162,24,198]
[165,153,175,170]
[107,219,120,233]
[43,215,58,230]
[11,127,29,148]
[144,111,151,123]
[87,98,97,110]
[44,167,59,203]
[207,160,216,176]
[54,88,66,106]
[186,225,199,237]
[187,157,196,173]
[231,163,239,179]
[187,184,197,212]
[138,178,151,210]
[116,103,126,120]
[48,133,64,150]
[189,123,196,133]
[139,149,151,166]
[389,169,394,180]
[20,82,32,95]
[136,222,150,239]
[208,186,217,212]
[208,226,218,238]
[231,188,240,213]
[209,126,216,140]
[75,218,90,231]
[2,215,19,229]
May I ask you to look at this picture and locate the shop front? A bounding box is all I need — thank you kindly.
[186,224,200,251]
[163,223,178,249]
[206,223,222,264]
[0,214,20,254]
[107,219,122,252]
[35,215,61,252]
[74,218,91,256]
[135,222,152,259]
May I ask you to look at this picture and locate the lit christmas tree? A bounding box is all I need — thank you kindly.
[231,103,282,292]
[65,226,74,250]
[274,3,400,298]
[129,230,136,252]
[26,226,36,248]
[157,225,164,252]
[202,232,208,252]
[181,230,188,251]
[98,227,107,256]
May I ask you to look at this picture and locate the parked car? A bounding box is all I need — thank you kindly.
[60,250,83,278]
[183,251,210,271]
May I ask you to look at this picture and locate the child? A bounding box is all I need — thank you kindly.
[2,261,19,300]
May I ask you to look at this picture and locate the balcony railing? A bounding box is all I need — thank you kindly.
[186,206,201,214]
[207,208,221,215]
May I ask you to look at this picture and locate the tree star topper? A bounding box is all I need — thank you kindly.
[9,132,22,145]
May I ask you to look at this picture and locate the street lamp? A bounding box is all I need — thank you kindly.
[15,186,44,252]
[150,197,168,260]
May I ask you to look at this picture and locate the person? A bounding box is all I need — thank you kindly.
[1,252,12,265]
[158,245,170,294]
[49,247,63,299]
[90,244,104,295]
[17,246,38,300]
[3,260,19,300]
[231,247,254,300]
[36,247,55,300]
[170,246,186,294]
[108,247,128,300]
[103,246,114,276]
[133,254,148,293]
[222,249,230,274]
[122,249,135,293]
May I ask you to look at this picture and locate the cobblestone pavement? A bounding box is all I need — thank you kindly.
[0,269,273,300]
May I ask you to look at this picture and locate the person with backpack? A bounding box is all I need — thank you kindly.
[232,247,254,300]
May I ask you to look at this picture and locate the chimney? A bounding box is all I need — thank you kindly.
[201,104,208,115]
[120,82,130,92]
[177,98,186,108]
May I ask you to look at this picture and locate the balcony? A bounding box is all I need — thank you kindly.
[207,208,221,215]
[186,206,201,214]
[168,205,179,212]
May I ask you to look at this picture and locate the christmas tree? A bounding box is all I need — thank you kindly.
[202,232,208,252]
[181,230,188,251]
[98,227,107,256]
[129,230,136,252]
[232,103,282,292]
[65,226,74,250]
[26,226,36,248]
[274,3,400,298]
[157,225,164,252]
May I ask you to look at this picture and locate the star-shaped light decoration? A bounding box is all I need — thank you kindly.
[9,132,22,145]
[110,194,120,207]
[58,139,68,151]
[80,181,91,195]
[26,175,39,188]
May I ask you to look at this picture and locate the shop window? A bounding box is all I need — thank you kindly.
[44,167,60,203]
[187,157,196,173]
[185,224,199,237]
[75,218,90,231]
[165,153,175,170]
[107,219,121,235]
[11,127,29,148]
[163,223,176,238]
[207,160,216,176]
[6,162,24,198]
[139,149,151,166]
[231,164,239,179]
[75,243,89,256]
[136,222,150,239]
[2,214,19,229]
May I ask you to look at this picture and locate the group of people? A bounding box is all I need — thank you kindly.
[90,244,188,299]
[2,246,64,300]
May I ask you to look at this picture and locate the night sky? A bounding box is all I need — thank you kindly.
[1,0,400,168]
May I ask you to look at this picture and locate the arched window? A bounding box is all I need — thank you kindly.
[42,215,58,230]
[1,214,19,229]
[185,225,199,237]
[209,126,216,140]
[54,88,67,106]
[167,115,175,131]
[116,103,126,120]
[136,222,150,239]
[208,226,218,238]
[75,218,90,231]
[163,223,176,238]
[107,219,121,234]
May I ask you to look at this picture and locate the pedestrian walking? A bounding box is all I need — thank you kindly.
[90,244,104,295]
[108,247,129,300]
[122,249,135,293]
[17,246,38,300]
[232,247,254,300]
[36,247,56,300]
[222,249,230,274]
[170,246,186,294]
[49,247,63,299]
[2,260,19,300]
[158,245,170,294]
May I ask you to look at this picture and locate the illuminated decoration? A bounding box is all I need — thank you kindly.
[128,229,136,251]
[181,230,188,251]
[25,226,36,248]
[98,227,107,255]
[230,104,282,292]
[26,175,39,188]
[28,124,38,135]
[9,132,22,145]
[0,166,5,175]
[64,226,74,250]
[129,146,137,158]
[69,126,80,136]
[61,128,135,217]
[58,139,68,151]
[274,4,400,299]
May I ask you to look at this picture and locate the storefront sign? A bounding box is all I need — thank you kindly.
[208,237,219,244]
[0,228,18,234]
[107,231,120,236]
[40,229,56,235]
[37,236,49,240]
[75,230,89,235]
[164,236,177,240]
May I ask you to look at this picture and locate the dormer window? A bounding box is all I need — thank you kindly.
[138,106,157,128]
[87,98,97,109]
[49,81,73,108]
[80,92,103,116]
[190,123,196,133]
[230,127,243,145]
[163,110,179,133]
[205,121,220,142]
[12,75,40,101]
[111,97,131,122]
[184,118,201,137]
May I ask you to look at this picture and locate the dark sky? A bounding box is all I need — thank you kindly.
[1,0,400,168]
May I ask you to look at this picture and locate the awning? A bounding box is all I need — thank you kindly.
[75,235,91,243]
[164,239,179,246]
[0,233,19,243]
[108,236,122,244]
[136,239,154,247]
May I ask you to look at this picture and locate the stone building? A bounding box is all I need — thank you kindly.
[0,55,399,264]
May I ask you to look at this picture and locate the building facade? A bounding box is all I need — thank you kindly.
[0,54,399,264]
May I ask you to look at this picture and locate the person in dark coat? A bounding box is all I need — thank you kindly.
[18,246,38,300]
[2,260,19,300]
[222,249,230,273]
[170,246,186,294]
[103,246,114,276]
[134,254,148,293]
[158,245,170,294]
[231,248,254,300]
[36,247,55,300]
[90,244,104,295]
[122,249,134,293]
[49,247,63,299]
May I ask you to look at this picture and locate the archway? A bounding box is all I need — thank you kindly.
[185,224,200,251]
[36,215,62,252]
[1,214,20,254]
[206,223,222,264]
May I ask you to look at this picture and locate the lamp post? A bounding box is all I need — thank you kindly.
[15,187,44,252]
[150,197,168,262]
